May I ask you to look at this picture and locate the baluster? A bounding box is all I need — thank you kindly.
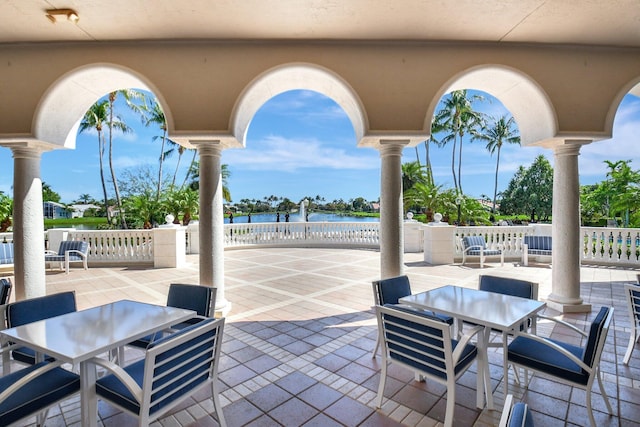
[617,232,623,260]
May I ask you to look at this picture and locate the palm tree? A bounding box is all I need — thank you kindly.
[473,115,521,213]
[79,100,111,223]
[432,90,485,194]
[107,89,145,228]
[161,139,194,190]
[187,161,232,202]
[401,161,427,192]
[139,99,170,199]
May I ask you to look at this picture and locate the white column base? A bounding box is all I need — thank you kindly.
[546,298,592,314]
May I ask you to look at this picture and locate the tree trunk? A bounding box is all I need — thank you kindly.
[108,93,127,229]
[98,133,111,224]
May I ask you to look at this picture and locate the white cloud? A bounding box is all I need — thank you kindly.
[225,135,378,172]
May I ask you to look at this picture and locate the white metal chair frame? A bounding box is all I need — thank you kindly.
[375,305,483,427]
[0,343,80,426]
[460,236,504,268]
[623,283,640,364]
[89,317,227,427]
[504,309,613,427]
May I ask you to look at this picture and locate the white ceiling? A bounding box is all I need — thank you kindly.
[2,0,640,47]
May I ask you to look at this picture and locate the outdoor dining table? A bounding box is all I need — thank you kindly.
[399,285,546,411]
[0,299,196,427]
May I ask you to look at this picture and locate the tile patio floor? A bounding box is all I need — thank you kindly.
[6,247,640,426]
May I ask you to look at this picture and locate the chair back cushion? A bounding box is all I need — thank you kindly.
[508,402,535,427]
[0,243,13,264]
[462,235,486,249]
[167,284,216,317]
[7,291,77,327]
[479,275,538,300]
[523,235,552,251]
[373,275,411,305]
[59,240,88,260]
[582,306,612,369]
[0,278,11,305]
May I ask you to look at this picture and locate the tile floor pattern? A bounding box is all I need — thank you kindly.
[6,248,640,426]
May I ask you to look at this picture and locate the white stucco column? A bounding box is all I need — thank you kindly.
[547,140,591,313]
[194,142,230,315]
[378,140,409,278]
[12,146,47,300]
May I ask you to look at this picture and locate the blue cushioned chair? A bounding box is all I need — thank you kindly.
[128,284,217,350]
[522,235,552,266]
[371,276,453,357]
[90,317,227,427]
[623,283,640,364]
[459,275,539,345]
[0,356,80,426]
[499,394,535,427]
[0,277,11,305]
[505,307,614,427]
[375,304,483,427]
[45,240,89,274]
[4,291,77,370]
[461,235,504,268]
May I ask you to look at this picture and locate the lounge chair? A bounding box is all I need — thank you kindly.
[45,240,89,274]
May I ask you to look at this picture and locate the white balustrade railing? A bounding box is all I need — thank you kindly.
[581,226,640,265]
[68,229,153,263]
[2,223,640,267]
[224,222,380,248]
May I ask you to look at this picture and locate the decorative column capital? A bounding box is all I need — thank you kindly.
[551,139,591,157]
[378,139,410,157]
[11,146,46,160]
[191,140,222,158]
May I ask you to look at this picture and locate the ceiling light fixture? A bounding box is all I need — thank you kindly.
[45,8,79,24]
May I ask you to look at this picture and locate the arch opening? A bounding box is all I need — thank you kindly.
[230,63,367,148]
[33,64,170,149]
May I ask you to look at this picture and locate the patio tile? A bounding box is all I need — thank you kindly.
[26,247,639,426]
[244,383,293,412]
[268,397,318,425]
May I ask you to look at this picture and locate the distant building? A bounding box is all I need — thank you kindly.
[70,203,101,218]
[43,201,71,219]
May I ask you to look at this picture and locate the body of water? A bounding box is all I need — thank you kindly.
[225,212,379,224]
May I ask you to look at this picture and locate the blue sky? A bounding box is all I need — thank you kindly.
[0,90,639,205]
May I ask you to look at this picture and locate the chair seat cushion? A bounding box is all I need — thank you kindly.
[171,315,209,331]
[385,303,454,325]
[127,331,165,349]
[528,249,552,256]
[468,249,501,256]
[45,254,84,262]
[0,361,79,426]
[12,346,55,365]
[507,336,588,385]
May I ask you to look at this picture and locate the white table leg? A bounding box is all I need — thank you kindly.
[480,327,494,410]
[80,361,98,427]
